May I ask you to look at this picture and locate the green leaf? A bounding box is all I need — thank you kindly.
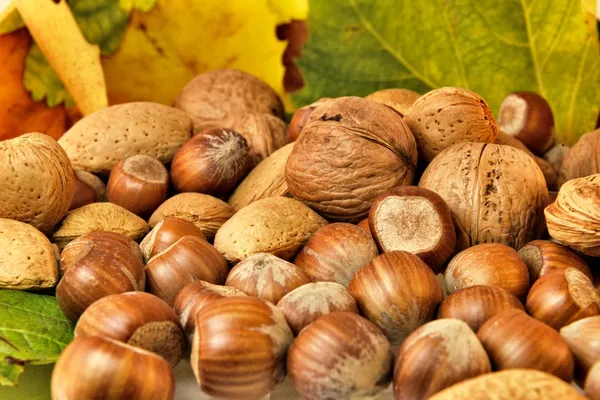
[24,44,74,108]
[0,290,74,387]
[0,9,24,35]
[0,364,54,400]
[293,0,600,145]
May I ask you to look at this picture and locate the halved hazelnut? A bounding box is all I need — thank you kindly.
[518,240,591,283]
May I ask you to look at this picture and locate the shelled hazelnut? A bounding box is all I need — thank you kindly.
[139,217,207,262]
[225,253,311,304]
[394,319,491,400]
[518,239,591,283]
[287,312,392,399]
[369,186,456,273]
[348,251,443,345]
[70,169,106,210]
[107,154,169,218]
[561,316,600,381]
[477,309,574,382]
[294,223,378,287]
[75,292,185,367]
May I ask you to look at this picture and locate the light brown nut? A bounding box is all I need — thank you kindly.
[51,202,150,250]
[0,218,58,290]
[0,133,74,234]
[214,197,327,264]
[58,102,192,175]
[364,88,421,117]
[559,128,600,185]
[419,143,549,250]
[173,69,284,134]
[228,143,295,211]
[149,193,235,241]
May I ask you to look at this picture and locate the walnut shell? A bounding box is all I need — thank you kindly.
[559,128,600,185]
[364,88,421,117]
[228,143,295,211]
[0,218,58,290]
[214,197,328,264]
[51,203,150,250]
[59,102,192,175]
[405,87,498,162]
[173,69,284,133]
[149,193,235,241]
[545,174,600,256]
[223,113,289,165]
[0,133,74,234]
[285,96,418,222]
[419,143,549,250]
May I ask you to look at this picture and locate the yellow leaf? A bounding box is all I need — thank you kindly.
[102,0,308,108]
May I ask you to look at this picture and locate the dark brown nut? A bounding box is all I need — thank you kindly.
[70,169,106,210]
[419,142,549,250]
[477,309,574,382]
[518,239,591,283]
[369,186,456,273]
[287,312,392,399]
[364,88,421,117]
[107,154,169,218]
[170,128,252,197]
[348,251,443,345]
[561,316,600,382]
[140,217,207,262]
[405,87,497,162]
[497,91,555,155]
[437,285,524,332]
[288,98,332,141]
[526,268,600,330]
[445,243,530,301]
[75,292,185,367]
[293,222,378,287]
[286,96,418,222]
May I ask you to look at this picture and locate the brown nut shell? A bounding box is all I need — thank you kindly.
[348,251,443,345]
[585,362,600,400]
[288,98,332,141]
[285,96,418,222]
[51,336,174,400]
[526,268,600,330]
[559,128,600,185]
[140,217,207,262]
[107,155,169,218]
[405,87,497,162]
[287,311,392,400]
[518,239,591,283]
[437,285,524,332]
[445,243,530,301]
[477,309,574,382]
[393,319,491,400]
[0,133,74,234]
[364,88,421,117]
[293,222,378,287]
[191,296,293,399]
[145,235,229,306]
[561,316,600,382]
[70,169,106,210]
[419,143,549,250]
[369,186,456,273]
[75,292,185,367]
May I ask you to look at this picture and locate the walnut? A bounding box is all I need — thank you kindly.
[285,96,418,222]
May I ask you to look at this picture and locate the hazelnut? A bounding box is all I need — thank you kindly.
[225,253,311,304]
[287,311,392,399]
[518,239,591,283]
[52,336,174,400]
[526,268,600,330]
[139,217,207,262]
[276,282,358,335]
[369,186,456,273]
[170,128,252,197]
[145,235,228,306]
[364,88,421,117]
[172,281,246,342]
[173,69,284,133]
[56,232,145,321]
[293,222,378,287]
[393,319,491,400]
[405,87,498,162]
[545,143,570,175]
[437,285,524,332]
[546,174,600,256]
[288,98,332,141]
[586,362,600,400]
[285,96,417,222]
[107,155,169,218]
[477,309,574,382]
[445,243,530,301]
[497,91,555,155]
[75,292,185,367]
[356,218,371,236]
[70,169,106,210]
[348,251,443,345]
[561,316,600,382]
[191,296,293,399]
[559,128,600,184]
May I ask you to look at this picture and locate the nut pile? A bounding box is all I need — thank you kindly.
[1,68,599,400]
